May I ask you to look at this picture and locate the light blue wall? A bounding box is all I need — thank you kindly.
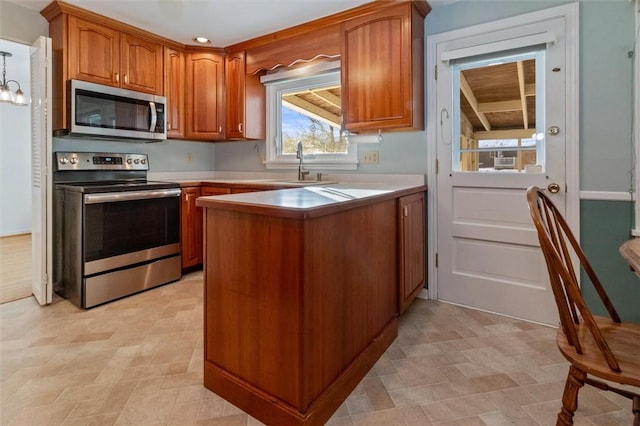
[53,138,216,172]
[213,131,429,174]
[581,200,640,323]
[579,1,636,192]
[5,0,639,321]
[425,1,567,35]
[214,0,637,192]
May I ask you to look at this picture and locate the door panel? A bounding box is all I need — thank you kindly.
[436,16,568,325]
[30,36,53,305]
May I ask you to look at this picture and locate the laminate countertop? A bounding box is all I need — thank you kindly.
[196,183,427,219]
[172,178,336,189]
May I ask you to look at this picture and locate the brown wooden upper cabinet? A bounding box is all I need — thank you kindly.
[224,51,265,141]
[164,47,186,138]
[68,16,163,95]
[342,2,428,133]
[185,51,225,141]
[224,51,245,140]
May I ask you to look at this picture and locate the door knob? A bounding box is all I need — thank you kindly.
[547,183,561,194]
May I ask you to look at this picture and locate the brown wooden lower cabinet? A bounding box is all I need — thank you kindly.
[201,186,231,197]
[180,186,202,269]
[230,187,259,194]
[399,192,426,313]
[181,185,232,270]
[197,188,426,426]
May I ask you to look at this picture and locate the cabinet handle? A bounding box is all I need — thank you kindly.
[115,73,119,83]
[167,121,171,131]
[218,126,222,133]
[238,123,243,133]
[124,74,129,84]
[402,205,408,217]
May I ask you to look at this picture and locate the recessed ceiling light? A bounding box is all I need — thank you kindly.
[193,36,211,45]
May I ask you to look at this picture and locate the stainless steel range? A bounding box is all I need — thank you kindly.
[53,152,182,308]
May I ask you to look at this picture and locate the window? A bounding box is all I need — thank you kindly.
[263,65,358,170]
[451,49,545,172]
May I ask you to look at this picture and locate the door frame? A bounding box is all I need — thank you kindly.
[425,3,580,301]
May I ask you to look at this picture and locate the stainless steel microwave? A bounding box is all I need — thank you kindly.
[68,79,166,141]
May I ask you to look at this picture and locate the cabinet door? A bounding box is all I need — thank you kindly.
[164,47,186,138]
[398,192,425,314]
[185,52,225,140]
[342,3,424,132]
[225,51,266,141]
[68,15,120,86]
[181,187,203,269]
[201,186,231,196]
[231,188,259,194]
[120,33,163,94]
[225,51,245,140]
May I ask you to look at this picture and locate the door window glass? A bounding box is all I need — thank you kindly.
[452,50,545,172]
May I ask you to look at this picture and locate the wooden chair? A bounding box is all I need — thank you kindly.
[526,186,640,426]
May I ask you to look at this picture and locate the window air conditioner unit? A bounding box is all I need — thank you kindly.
[494,157,516,169]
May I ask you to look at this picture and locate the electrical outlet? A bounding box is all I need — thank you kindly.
[363,151,379,164]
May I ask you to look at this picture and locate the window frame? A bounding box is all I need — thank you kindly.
[262,66,358,171]
[450,49,545,173]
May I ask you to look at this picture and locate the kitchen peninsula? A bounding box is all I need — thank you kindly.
[197,183,426,425]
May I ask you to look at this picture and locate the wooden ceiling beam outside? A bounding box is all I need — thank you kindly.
[478,100,522,113]
[282,97,341,127]
[460,74,491,131]
[310,89,341,109]
[517,61,529,129]
[525,83,536,96]
[474,128,536,140]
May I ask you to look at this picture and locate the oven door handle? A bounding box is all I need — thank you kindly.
[84,188,181,204]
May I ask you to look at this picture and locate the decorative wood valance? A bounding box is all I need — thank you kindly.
[245,24,341,76]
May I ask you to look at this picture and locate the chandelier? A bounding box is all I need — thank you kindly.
[0,51,28,106]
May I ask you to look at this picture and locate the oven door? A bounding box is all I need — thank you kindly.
[83,188,180,275]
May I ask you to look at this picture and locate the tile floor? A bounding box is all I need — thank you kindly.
[0,272,634,425]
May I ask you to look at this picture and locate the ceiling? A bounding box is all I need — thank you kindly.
[12,0,455,48]
[13,0,376,47]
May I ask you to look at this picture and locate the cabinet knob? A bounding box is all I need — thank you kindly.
[402,205,408,217]
[238,123,243,133]
[124,74,129,84]
[115,73,119,83]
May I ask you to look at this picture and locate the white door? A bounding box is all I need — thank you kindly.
[30,36,52,305]
[433,5,579,325]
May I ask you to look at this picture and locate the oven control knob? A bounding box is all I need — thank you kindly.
[59,157,69,164]
[141,159,146,164]
[69,157,78,165]
[127,158,132,165]
[134,159,139,164]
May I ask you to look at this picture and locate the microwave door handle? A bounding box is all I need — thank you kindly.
[149,101,157,132]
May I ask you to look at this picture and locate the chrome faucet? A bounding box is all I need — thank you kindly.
[296,141,310,181]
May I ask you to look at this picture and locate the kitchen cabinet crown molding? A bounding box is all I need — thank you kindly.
[42,0,430,55]
[225,0,430,54]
